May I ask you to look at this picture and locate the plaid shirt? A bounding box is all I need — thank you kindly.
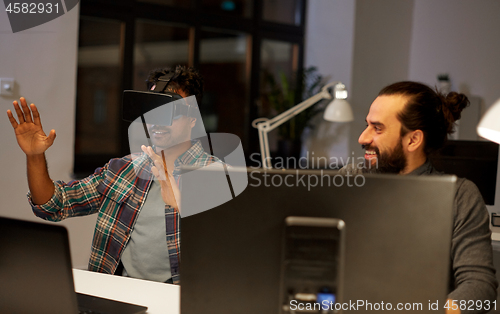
[29,140,218,285]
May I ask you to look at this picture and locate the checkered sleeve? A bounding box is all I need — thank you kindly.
[27,164,108,221]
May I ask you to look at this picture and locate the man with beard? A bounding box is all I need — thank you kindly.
[7,66,219,285]
[340,81,497,313]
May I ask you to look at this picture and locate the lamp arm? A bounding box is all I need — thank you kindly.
[263,81,340,133]
[252,81,342,169]
[265,90,330,132]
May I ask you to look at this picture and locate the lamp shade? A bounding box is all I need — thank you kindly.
[323,98,354,122]
[477,98,500,144]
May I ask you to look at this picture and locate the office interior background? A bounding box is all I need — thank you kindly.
[1,0,500,272]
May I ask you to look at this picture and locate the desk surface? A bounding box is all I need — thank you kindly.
[73,269,180,314]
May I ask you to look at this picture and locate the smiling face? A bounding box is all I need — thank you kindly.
[148,116,196,150]
[358,95,409,173]
[146,88,197,150]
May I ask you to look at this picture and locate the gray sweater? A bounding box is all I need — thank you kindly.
[340,161,498,313]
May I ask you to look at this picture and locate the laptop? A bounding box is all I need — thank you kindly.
[180,168,456,313]
[0,216,148,314]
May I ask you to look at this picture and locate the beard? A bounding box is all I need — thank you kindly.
[363,140,407,174]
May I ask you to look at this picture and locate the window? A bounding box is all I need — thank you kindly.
[200,28,249,138]
[134,20,190,90]
[263,0,303,25]
[74,17,123,176]
[75,0,307,174]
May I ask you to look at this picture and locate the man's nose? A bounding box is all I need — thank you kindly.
[358,127,372,146]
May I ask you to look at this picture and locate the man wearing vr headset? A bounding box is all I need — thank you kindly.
[7,65,219,285]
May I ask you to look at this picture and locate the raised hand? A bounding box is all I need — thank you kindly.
[141,145,181,212]
[7,97,56,156]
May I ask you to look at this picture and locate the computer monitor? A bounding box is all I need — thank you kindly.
[180,168,456,314]
[429,140,498,205]
[0,217,149,314]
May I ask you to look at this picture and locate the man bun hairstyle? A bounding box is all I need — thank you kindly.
[146,65,204,105]
[441,92,469,133]
[378,81,469,154]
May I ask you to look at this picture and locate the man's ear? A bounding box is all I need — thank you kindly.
[406,129,424,152]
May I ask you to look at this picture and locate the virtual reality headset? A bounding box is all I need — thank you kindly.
[121,70,198,126]
[122,90,197,126]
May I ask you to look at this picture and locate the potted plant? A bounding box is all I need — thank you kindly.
[261,66,328,160]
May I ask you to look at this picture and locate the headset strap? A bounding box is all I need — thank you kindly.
[154,71,176,93]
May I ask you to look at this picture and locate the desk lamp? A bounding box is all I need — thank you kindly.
[477,98,500,144]
[252,82,353,169]
[477,98,500,236]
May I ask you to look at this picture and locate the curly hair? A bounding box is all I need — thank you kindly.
[146,65,204,105]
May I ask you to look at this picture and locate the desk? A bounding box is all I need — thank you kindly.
[73,269,180,314]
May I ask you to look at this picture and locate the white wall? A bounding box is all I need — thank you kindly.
[409,0,500,109]
[304,0,356,163]
[349,0,415,158]
[0,4,94,268]
[305,0,356,89]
